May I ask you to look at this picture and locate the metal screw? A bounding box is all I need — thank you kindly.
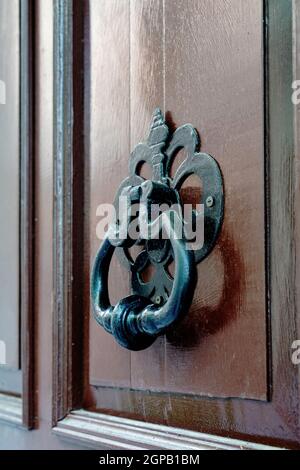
[155,296,163,305]
[206,196,215,208]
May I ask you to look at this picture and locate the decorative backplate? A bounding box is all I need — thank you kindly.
[114,108,224,304]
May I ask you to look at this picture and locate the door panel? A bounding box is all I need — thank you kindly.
[0,0,20,370]
[88,0,267,401]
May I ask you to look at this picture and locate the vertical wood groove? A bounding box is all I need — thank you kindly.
[20,0,35,429]
[53,0,74,424]
[263,0,273,401]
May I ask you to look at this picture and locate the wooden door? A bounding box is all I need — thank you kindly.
[0,0,300,450]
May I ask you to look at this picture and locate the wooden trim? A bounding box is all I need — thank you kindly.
[53,410,282,450]
[293,0,300,410]
[268,0,299,431]
[52,0,74,424]
[263,0,272,401]
[52,0,300,449]
[20,0,35,430]
[52,0,85,424]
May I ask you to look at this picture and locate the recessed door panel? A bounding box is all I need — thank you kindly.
[88,0,267,401]
[0,0,20,370]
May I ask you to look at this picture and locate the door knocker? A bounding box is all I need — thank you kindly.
[91,109,224,351]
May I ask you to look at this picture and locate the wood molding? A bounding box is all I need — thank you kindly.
[52,0,74,424]
[20,0,35,430]
[52,0,85,424]
[53,410,282,450]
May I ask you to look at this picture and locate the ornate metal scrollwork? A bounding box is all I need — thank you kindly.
[91,109,224,351]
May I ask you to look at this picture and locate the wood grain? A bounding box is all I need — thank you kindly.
[163,0,267,398]
[88,0,267,400]
[293,0,300,410]
[88,0,132,390]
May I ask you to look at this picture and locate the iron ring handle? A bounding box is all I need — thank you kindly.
[91,211,196,351]
[91,109,224,351]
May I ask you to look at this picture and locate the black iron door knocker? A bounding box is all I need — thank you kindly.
[91,109,224,351]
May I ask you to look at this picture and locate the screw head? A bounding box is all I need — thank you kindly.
[206,196,215,208]
[155,296,163,305]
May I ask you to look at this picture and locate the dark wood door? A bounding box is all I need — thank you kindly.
[87,0,267,404]
[0,0,300,450]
